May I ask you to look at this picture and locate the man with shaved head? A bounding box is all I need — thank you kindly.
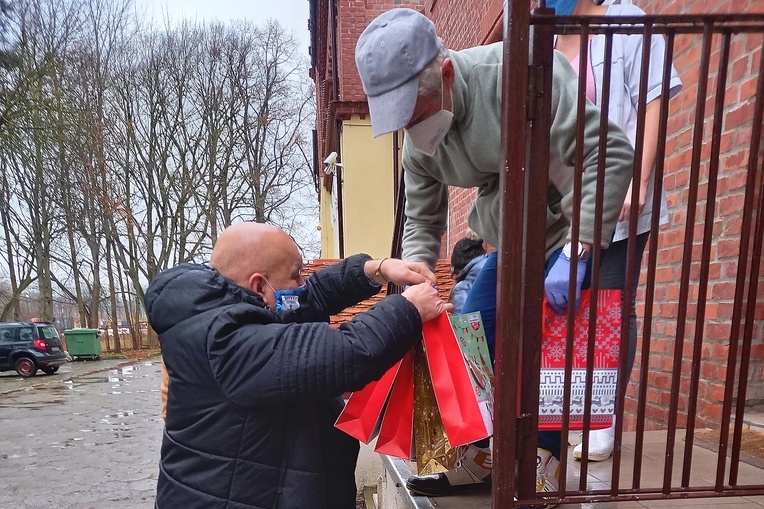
[146,222,451,509]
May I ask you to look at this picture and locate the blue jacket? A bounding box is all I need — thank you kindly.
[146,254,422,509]
[450,254,489,314]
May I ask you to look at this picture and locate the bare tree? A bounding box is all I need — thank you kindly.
[0,5,318,336]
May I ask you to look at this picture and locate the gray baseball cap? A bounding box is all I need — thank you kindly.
[355,8,440,137]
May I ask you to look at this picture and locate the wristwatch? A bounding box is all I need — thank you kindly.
[561,241,591,261]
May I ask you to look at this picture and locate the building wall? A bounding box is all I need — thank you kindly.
[628,0,764,429]
[337,0,427,103]
[319,186,337,258]
[340,116,397,258]
[426,0,502,50]
[426,0,502,260]
[315,0,424,260]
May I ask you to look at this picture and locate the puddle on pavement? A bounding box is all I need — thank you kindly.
[3,362,149,449]
[50,411,136,449]
[105,410,135,418]
[69,376,109,384]
[65,362,145,392]
[0,384,69,409]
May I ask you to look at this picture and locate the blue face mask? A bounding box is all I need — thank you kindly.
[264,278,307,312]
[274,286,307,312]
[545,0,577,15]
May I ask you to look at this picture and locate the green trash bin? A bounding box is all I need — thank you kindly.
[64,328,102,360]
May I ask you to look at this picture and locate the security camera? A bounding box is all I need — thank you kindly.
[323,151,342,175]
[323,151,338,167]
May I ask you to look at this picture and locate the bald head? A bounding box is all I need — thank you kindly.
[210,223,301,289]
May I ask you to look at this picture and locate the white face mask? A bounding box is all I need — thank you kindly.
[406,76,454,157]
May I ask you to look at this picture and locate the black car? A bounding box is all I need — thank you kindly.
[0,322,67,377]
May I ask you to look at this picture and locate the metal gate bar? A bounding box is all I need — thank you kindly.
[727,44,764,488]
[497,5,764,506]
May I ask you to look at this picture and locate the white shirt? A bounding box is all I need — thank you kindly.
[589,4,683,242]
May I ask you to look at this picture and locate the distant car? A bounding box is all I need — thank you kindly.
[0,322,68,377]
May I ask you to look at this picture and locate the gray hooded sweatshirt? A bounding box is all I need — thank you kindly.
[401,44,634,268]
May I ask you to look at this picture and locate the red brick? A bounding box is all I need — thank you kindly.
[662,228,685,247]
[718,193,745,216]
[714,343,730,359]
[698,400,724,420]
[718,303,735,319]
[725,103,756,129]
[716,239,741,258]
[711,281,737,300]
[723,151,749,172]
[655,267,676,283]
[721,260,739,278]
[739,76,760,102]
[709,383,727,403]
[707,321,732,341]
[646,405,667,423]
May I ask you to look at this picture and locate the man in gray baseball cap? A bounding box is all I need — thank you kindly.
[355,8,441,138]
[355,6,634,501]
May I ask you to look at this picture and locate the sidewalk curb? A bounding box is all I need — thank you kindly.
[0,356,161,397]
[61,356,161,382]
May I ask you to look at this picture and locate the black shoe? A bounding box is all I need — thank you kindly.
[405,473,492,497]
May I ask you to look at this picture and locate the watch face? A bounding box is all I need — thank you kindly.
[563,242,589,260]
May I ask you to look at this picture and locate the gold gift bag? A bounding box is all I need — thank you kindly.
[413,339,458,475]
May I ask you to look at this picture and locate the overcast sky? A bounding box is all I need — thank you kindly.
[132,0,312,57]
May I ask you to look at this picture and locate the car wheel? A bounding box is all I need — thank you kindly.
[15,357,37,378]
[41,366,59,375]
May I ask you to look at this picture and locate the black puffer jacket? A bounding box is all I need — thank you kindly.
[145,254,422,509]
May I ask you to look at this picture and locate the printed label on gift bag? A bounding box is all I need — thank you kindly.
[449,312,494,436]
[539,289,622,430]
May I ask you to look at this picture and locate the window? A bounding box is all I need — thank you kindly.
[0,329,13,342]
[40,326,59,340]
[18,328,33,342]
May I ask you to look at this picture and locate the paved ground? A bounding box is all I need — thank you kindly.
[0,357,384,509]
[0,359,163,509]
[3,359,763,508]
[0,357,134,394]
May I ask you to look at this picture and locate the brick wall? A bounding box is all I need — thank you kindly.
[313,0,423,176]
[337,0,427,102]
[427,0,502,258]
[427,0,502,50]
[626,0,764,430]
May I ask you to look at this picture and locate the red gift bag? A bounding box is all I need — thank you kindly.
[422,312,491,447]
[539,289,622,430]
[334,358,402,443]
[374,350,415,459]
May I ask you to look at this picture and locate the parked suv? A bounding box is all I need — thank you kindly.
[0,322,67,377]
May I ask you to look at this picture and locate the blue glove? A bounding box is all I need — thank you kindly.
[544,254,587,315]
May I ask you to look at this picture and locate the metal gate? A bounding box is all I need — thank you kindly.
[494,2,764,507]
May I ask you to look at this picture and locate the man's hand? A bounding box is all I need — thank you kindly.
[618,179,648,222]
[365,258,437,286]
[401,282,454,322]
[544,255,587,315]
